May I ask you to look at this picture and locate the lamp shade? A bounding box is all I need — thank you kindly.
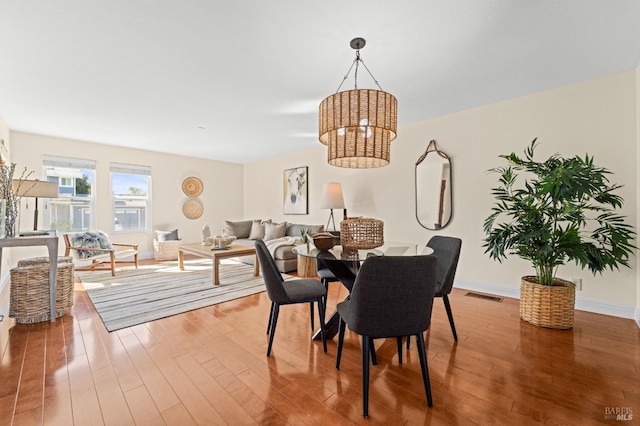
[319,89,397,168]
[12,180,59,198]
[320,182,345,209]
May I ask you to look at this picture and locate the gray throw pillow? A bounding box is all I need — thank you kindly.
[156,229,180,241]
[249,220,266,240]
[264,222,287,241]
[287,223,324,237]
[223,220,254,238]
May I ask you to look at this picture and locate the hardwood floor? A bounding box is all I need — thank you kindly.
[1,259,639,425]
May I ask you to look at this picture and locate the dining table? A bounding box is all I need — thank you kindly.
[293,242,433,340]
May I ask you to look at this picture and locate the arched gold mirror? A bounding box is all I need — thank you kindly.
[415,139,452,230]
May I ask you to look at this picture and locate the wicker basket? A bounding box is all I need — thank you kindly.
[340,217,384,250]
[10,257,75,324]
[153,239,182,261]
[519,276,575,329]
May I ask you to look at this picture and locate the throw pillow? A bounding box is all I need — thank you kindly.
[155,229,180,241]
[248,219,271,240]
[286,223,324,237]
[264,222,287,241]
[70,231,113,259]
[223,220,253,238]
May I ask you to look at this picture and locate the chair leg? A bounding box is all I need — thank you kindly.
[336,317,346,369]
[362,335,370,418]
[407,335,411,350]
[369,337,377,366]
[309,301,315,331]
[442,294,458,341]
[266,302,275,334]
[266,304,280,356]
[322,279,329,319]
[317,297,327,353]
[415,333,433,407]
[397,336,403,364]
[109,252,116,276]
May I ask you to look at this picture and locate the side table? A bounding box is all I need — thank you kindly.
[297,254,317,277]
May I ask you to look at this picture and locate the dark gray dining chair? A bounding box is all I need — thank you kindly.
[335,255,438,418]
[406,235,462,352]
[426,235,462,341]
[254,239,327,356]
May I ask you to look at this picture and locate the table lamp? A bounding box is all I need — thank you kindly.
[12,179,59,231]
[320,182,345,232]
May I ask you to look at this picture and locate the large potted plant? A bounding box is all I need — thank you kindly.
[483,140,636,329]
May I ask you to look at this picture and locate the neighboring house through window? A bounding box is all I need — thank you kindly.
[110,162,151,232]
[42,155,96,231]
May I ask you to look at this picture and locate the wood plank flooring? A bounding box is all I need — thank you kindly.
[1,259,639,425]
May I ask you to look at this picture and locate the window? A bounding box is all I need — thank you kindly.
[110,163,151,232]
[43,155,96,232]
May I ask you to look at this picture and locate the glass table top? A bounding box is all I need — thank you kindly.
[293,242,432,261]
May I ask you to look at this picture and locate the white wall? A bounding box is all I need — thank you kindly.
[10,132,245,256]
[245,71,639,319]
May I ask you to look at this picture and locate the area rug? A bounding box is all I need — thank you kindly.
[79,259,296,332]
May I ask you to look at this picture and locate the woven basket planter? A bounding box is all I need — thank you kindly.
[520,276,575,329]
[10,257,75,324]
[153,239,182,261]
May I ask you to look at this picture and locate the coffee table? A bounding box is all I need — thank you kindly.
[178,243,260,285]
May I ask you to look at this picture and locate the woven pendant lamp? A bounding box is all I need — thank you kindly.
[319,38,398,168]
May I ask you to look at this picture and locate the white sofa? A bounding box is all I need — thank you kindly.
[223,220,324,273]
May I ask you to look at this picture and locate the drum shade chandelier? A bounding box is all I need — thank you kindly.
[319,38,398,168]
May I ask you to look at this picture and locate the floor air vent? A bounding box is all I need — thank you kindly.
[464,292,503,303]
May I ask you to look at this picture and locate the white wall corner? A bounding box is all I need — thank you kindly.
[454,279,636,320]
[0,273,10,318]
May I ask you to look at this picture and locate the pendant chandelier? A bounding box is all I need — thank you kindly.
[319,38,398,168]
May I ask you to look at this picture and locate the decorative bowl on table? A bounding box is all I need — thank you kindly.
[310,232,336,251]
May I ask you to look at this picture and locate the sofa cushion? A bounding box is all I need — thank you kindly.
[286,223,324,237]
[224,220,253,238]
[155,228,180,241]
[273,244,297,261]
[249,219,272,240]
[264,222,287,241]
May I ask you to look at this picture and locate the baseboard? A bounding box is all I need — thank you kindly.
[454,278,636,320]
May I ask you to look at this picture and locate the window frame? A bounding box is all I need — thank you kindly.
[42,155,96,232]
[110,162,152,234]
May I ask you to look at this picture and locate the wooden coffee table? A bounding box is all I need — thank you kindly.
[178,243,260,285]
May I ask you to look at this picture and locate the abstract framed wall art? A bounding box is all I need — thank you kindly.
[283,166,308,214]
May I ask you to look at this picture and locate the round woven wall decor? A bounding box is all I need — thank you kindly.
[182,198,204,219]
[182,176,203,197]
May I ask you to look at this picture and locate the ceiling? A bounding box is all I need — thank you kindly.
[1,1,639,164]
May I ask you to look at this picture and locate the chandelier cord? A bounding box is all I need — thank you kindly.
[334,48,385,93]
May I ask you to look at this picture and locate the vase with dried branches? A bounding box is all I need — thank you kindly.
[0,161,34,238]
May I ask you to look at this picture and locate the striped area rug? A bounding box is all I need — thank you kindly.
[79,258,295,332]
